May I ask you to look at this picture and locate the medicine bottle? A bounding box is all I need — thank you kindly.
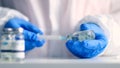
[0,28,14,61]
[12,27,25,61]
[0,28,25,61]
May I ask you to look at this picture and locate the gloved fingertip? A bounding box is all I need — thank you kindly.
[80,23,88,30]
[66,40,74,46]
[38,31,43,35]
[35,39,45,47]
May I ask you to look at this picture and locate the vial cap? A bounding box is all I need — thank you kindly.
[3,28,13,33]
[14,27,24,33]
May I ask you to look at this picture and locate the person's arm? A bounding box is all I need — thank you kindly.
[0,7,45,52]
[66,0,120,58]
[102,0,120,56]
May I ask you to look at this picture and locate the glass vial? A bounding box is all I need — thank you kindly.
[0,28,25,62]
[0,28,14,61]
[12,27,25,61]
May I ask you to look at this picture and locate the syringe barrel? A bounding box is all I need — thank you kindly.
[37,34,67,40]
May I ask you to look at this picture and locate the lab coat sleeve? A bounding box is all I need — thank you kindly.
[0,7,28,31]
[102,0,120,56]
[78,0,120,56]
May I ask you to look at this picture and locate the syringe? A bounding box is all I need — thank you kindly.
[37,30,95,41]
[37,34,67,40]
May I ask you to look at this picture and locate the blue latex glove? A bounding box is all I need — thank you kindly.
[66,23,108,58]
[4,17,45,52]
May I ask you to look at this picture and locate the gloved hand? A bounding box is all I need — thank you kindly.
[66,22,108,58]
[4,17,45,52]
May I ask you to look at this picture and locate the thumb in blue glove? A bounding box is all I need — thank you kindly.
[4,17,45,52]
[66,23,108,58]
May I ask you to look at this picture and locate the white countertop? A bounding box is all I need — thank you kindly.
[0,56,120,68]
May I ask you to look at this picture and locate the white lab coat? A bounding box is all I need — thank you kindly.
[0,0,120,59]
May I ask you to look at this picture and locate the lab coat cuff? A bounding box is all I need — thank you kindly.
[0,7,29,32]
